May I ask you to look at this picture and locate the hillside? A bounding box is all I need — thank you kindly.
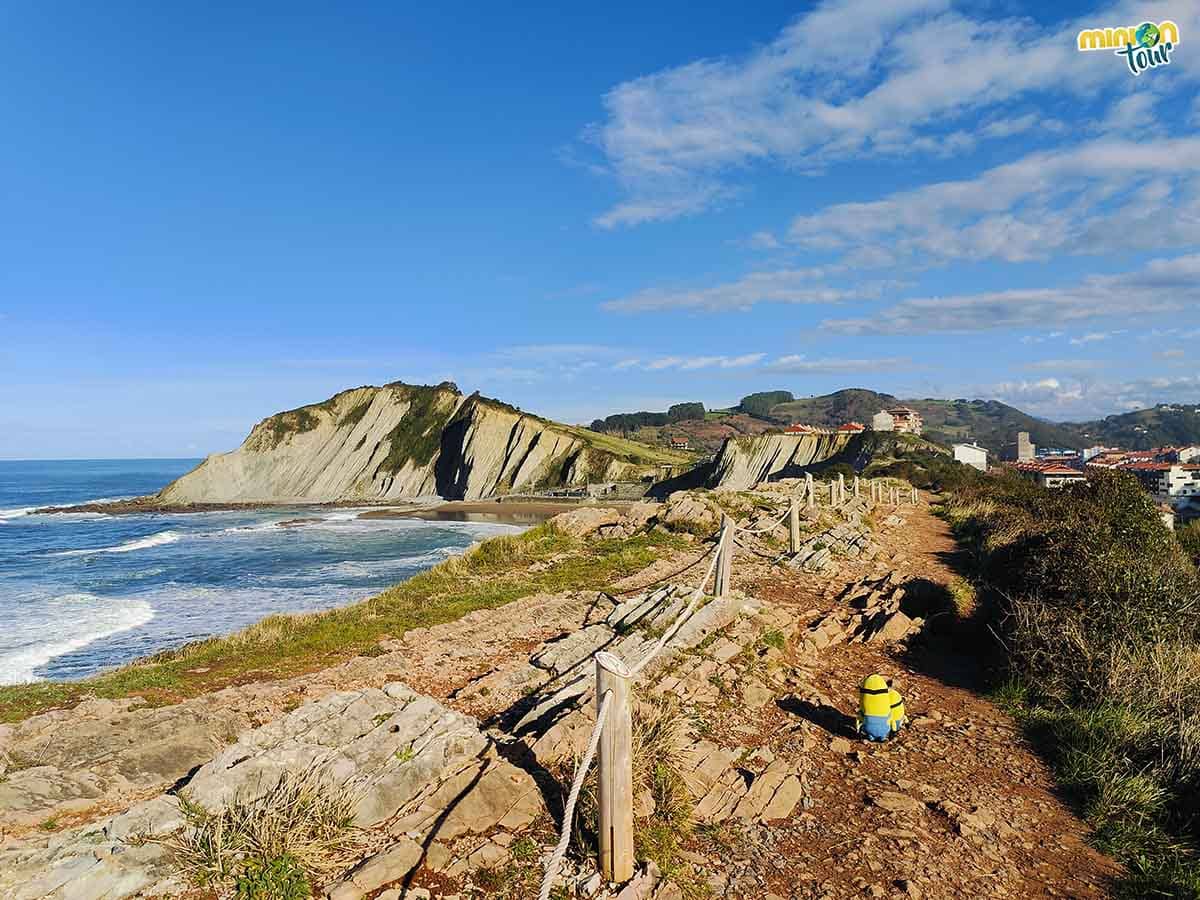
[158,381,691,504]
[598,388,1200,456]
[1071,403,1200,449]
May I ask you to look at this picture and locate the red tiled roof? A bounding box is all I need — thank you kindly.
[1009,461,1084,476]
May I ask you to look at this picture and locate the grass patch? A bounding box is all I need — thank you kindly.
[0,525,687,724]
[759,628,786,652]
[378,385,458,474]
[164,769,364,894]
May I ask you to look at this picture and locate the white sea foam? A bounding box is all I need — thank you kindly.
[53,530,182,557]
[0,594,155,685]
[0,506,37,522]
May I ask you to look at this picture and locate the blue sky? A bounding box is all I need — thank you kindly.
[2,0,1198,458]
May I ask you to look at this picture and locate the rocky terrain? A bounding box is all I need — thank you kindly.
[0,484,1122,899]
[707,433,852,490]
[154,382,686,505]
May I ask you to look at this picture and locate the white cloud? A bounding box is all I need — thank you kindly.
[645,356,683,371]
[589,0,1199,226]
[1020,331,1065,345]
[823,253,1200,335]
[1069,332,1114,345]
[980,374,1200,420]
[764,355,913,374]
[1023,359,1106,372]
[787,137,1200,266]
[602,267,895,313]
[635,353,766,372]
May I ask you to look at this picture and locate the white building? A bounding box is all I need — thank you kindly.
[871,410,895,432]
[1164,466,1200,499]
[953,442,988,472]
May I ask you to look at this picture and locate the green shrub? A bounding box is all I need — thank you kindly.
[738,390,793,419]
[946,470,1200,896]
[1178,520,1200,565]
[235,855,310,900]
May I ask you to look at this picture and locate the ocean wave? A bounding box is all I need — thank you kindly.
[218,521,281,535]
[0,506,38,522]
[0,594,155,685]
[52,530,182,557]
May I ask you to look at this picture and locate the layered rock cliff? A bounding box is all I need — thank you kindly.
[158,382,668,503]
[708,432,853,490]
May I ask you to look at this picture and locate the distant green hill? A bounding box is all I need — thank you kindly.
[904,398,1084,453]
[1070,404,1200,449]
[770,389,898,427]
[769,390,1082,453]
[593,389,1200,456]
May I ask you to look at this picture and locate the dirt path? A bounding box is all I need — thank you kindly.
[714,503,1122,900]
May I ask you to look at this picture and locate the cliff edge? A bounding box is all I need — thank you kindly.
[158,381,683,503]
[708,431,853,490]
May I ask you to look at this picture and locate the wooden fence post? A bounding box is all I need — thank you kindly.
[789,496,801,554]
[715,515,732,598]
[595,651,634,884]
[806,475,815,510]
[854,476,860,498]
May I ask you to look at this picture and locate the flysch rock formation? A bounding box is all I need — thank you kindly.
[156,382,662,504]
[707,432,853,491]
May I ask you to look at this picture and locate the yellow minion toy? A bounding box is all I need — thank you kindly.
[857,673,891,742]
[887,681,907,734]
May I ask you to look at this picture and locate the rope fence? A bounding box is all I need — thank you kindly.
[537,476,920,898]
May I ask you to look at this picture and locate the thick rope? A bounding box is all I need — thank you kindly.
[731,505,792,535]
[611,542,718,596]
[629,544,721,675]
[538,511,766,893]
[537,690,614,900]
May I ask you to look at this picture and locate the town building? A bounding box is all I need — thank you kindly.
[1160,446,1200,464]
[1002,431,1036,462]
[1037,448,1081,467]
[952,442,989,472]
[784,423,815,434]
[1124,462,1200,500]
[667,436,690,451]
[887,407,923,435]
[1010,460,1086,489]
[871,410,895,432]
[838,422,866,433]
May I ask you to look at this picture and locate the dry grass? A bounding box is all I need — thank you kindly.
[164,768,366,893]
[567,693,701,893]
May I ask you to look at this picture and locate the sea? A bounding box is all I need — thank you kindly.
[0,459,524,685]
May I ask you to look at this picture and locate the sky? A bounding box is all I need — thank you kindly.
[2,0,1198,458]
